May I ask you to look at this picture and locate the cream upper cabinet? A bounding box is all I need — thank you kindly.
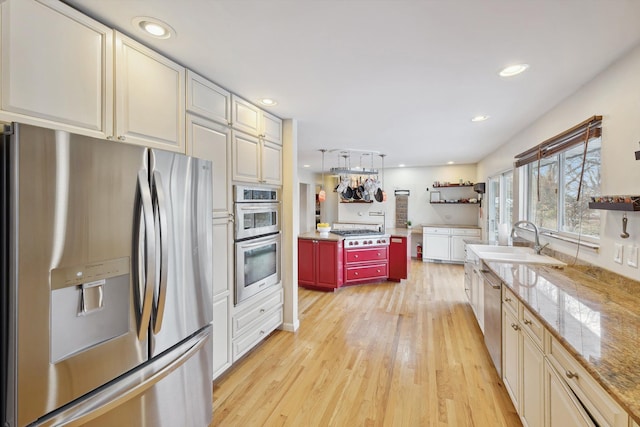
[261,110,283,145]
[186,70,231,126]
[187,114,232,217]
[261,140,283,184]
[231,95,261,136]
[232,131,261,183]
[232,131,282,185]
[114,31,185,152]
[0,0,113,138]
[230,95,283,145]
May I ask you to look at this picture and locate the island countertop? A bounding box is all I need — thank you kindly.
[485,260,640,423]
[298,231,344,242]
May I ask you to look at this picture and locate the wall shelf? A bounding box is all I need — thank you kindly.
[432,183,474,188]
[588,202,640,211]
[430,201,479,205]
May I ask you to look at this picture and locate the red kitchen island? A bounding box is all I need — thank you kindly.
[298,227,410,291]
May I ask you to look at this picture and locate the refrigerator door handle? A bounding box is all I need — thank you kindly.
[33,327,211,427]
[151,171,168,334]
[134,169,156,340]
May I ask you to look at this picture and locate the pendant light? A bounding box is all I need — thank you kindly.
[318,149,327,202]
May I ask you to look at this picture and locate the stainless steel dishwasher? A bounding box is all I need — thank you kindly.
[481,265,502,377]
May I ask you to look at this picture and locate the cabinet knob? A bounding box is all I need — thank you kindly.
[565,370,578,380]
[260,330,265,335]
[106,135,113,140]
[376,269,381,273]
[504,297,512,302]
[354,255,359,258]
[510,323,520,331]
[354,272,359,276]
[259,308,265,313]
[117,135,126,141]
[377,252,381,256]
[523,319,532,325]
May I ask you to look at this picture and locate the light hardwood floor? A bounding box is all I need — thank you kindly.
[212,260,521,426]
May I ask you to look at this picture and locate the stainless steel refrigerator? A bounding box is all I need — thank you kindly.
[1,123,213,426]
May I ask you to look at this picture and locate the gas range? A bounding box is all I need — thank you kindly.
[338,233,390,248]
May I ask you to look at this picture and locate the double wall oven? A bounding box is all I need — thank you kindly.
[234,185,281,305]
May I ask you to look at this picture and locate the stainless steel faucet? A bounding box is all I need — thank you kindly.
[511,220,548,254]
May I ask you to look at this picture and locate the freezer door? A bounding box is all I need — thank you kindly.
[5,124,149,426]
[149,149,213,356]
[34,326,213,427]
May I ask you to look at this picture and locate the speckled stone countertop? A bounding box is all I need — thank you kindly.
[385,228,413,238]
[298,231,344,241]
[485,261,640,423]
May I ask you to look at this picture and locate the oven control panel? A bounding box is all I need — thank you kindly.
[345,237,389,247]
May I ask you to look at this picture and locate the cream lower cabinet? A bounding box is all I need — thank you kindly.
[545,360,595,427]
[186,113,233,379]
[0,0,113,138]
[114,32,185,152]
[423,227,480,263]
[232,286,283,361]
[502,302,521,410]
[232,131,282,185]
[500,284,630,427]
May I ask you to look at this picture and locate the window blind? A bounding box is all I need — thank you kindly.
[514,115,602,168]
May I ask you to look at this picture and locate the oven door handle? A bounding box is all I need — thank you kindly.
[238,233,280,248]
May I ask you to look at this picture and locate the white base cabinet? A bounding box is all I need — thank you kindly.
[232,286,283,362]
[423,227,480,263]
[499,284,630,427]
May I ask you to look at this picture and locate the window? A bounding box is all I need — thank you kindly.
[526,138,601,239]
[487,170,514,242]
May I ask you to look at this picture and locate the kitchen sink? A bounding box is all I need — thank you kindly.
[467,244,566,267]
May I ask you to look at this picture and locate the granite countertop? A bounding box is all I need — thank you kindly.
[385,228,413,237]
[298,231,344,241]
[485,260,640,423]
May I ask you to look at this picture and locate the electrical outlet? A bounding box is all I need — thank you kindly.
[614,243,624,264]
[627,245,638,268]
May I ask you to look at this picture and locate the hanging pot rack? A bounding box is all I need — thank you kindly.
[326,149,383,175]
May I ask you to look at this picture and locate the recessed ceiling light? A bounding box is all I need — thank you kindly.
[471,115,490,122]
[132,17,175,39]
[259,98,278,107]
[303,164,310,168]
[499,64,529,77]
[447,161,455,165]
[398,164,406,168]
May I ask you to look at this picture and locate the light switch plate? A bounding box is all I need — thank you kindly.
[614,243,623,264]
[627,245,638,268]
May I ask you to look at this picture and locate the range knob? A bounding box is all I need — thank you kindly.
[348,241,353,246]
[376,239,381,244]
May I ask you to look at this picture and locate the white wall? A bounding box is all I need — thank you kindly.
[307,163,480,229]
[477,42,640,280]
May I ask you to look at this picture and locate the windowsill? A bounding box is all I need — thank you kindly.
[540,231,600,251]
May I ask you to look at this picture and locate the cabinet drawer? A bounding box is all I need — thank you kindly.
[502,286,518,314]
[547,335,628,427]
[345,247,388,263]
[232,308,282,361]
[345,263,388,282]
[233,289,283,337]
[423,227,450,234]
[452,228,481,237]
[519,305,543,349]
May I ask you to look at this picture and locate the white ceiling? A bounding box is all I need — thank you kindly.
[64,0,640,172]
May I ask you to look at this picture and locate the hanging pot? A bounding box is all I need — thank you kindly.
[341,185,353,200]
[374,187,383,202]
